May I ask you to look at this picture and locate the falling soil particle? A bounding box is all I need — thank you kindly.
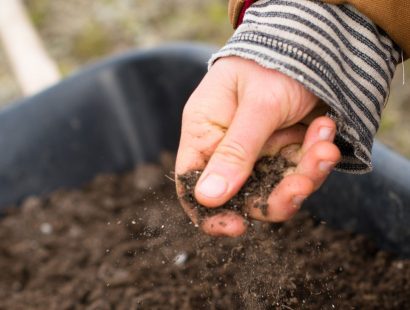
[0,163,409,309]
[178,155,294,220]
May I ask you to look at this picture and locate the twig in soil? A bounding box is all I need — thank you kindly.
[164,174,176,183]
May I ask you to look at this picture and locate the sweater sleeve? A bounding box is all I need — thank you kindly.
[324,0,410,58]
[210,0,401,174]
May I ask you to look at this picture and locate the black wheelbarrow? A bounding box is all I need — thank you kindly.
[1,43,409,256]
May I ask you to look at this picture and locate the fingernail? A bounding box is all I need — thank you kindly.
[319,161,335,173]
[319,127,333,141]
[197,173,228,198]
[292,195,307,209]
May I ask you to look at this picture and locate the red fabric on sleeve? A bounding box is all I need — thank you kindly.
[237,0,256,27]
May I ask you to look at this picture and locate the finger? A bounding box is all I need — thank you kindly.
[247,174,314,222]
[201,212,248,237]
[295,116,340,190]
[175,69,237,176]
[300,116,337,154]
[194,124,306,234]
[175,67,238,224]
[194,87,282,208]
[299,100,330,125]
[201,125,306,229]
[276,116,336,166]
[244,118,338,222]
[296,141,341,190]
[259,124,306,157]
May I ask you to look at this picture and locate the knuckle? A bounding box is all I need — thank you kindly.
[267,208,294,223]
[267,201,299,222]
[214,141,249,166]
[332,144,342,161]
[250,90,287,123]
[181,103,195,123]
[182,98,211,125]
[314,141,341,162]
[254,91,280,111]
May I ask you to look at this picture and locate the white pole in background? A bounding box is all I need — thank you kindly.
[0,0,60,96]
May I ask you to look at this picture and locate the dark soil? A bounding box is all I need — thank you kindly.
[0,162,410,309]
[178,155,294,220]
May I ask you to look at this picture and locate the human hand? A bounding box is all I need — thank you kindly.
[175,56,340,237]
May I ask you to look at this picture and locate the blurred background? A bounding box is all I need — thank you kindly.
[0,0,409,157]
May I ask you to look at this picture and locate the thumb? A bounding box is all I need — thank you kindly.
[194,87,282,208]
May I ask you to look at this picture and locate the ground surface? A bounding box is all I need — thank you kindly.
[0,163,409,309]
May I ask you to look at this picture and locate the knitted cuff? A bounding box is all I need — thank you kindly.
[210,0,401,173]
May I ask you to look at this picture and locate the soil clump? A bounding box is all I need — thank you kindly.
[178,155,294,220]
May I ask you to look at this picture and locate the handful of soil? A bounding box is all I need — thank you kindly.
[178,155,295,220]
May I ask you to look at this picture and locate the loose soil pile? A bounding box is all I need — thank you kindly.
[0,162,409,309]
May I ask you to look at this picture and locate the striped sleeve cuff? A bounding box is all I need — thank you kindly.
[209,0,401,174]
